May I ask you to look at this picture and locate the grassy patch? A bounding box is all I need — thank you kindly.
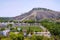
[20,26,43,32]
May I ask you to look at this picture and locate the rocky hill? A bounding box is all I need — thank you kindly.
[14,8,60,21]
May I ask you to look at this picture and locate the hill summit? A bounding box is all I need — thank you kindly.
[14,8,60,21]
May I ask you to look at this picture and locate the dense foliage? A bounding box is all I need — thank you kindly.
[0,17,12,22]
[23,20,36,23]
[40,19,60,39]
[0,34,54,40]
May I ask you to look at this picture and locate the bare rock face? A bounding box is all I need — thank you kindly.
[14,8,60,21]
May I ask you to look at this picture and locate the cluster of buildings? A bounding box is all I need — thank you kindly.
[0,22,51,38]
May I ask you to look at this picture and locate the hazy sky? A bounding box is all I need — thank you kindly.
[0,0,60,17]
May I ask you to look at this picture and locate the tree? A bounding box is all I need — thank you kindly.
[7,24,13,29]
[9,32,24,40]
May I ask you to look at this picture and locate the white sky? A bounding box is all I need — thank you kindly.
[0,0,60,17]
